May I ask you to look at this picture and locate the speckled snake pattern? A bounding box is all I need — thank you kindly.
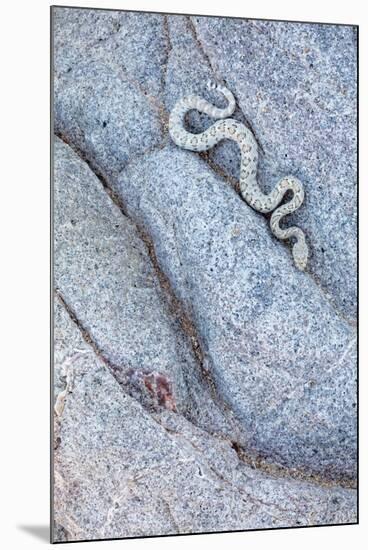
[169,82,309,270]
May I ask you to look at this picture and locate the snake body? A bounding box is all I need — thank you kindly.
[169,82,308,270]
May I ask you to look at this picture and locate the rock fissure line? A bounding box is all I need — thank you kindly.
[186,18,356,324]
[54,133,239,424]
[55,131,132,217]
[157,420,356,491]
[230,440,356,490]
[55,289,120,374]
[161,15,173,95]
[54,291,175,441]
[54,289,186,426]
[55,289,355,489]
[187,16,265,154]
[54,134,356,485]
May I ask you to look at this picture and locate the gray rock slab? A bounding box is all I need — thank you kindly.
[53,310,356,540]
[53,7,167,181]
[164,15,215,111]
[116,146,357,481]
[188,16,357,321]
[53,295,97,412]
[52,10,357,539]
[164,14,251,190]
[53,7,167,96]
[53,136,239,439]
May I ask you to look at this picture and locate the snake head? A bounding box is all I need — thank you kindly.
[206,80,217,91]
[292,238,308,271]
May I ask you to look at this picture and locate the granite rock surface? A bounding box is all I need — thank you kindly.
[53,7,168,182]
[53,136,238,437]
[190,17,358,321]
[53,6,357,541]
[116,146,357,481]
[53,296,356,541]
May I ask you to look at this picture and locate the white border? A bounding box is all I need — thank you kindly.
[1,1,365,548]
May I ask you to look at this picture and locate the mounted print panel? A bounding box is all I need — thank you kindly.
[51,5,358,543]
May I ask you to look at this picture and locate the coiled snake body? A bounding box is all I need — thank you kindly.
[169,82,309,270]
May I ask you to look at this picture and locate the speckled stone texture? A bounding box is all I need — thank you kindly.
[116,146,357,480]
[52,6,357,542]
[53,137,237,437]
[53,7,167,181]
[190,17,358,321]
[54,294,356,541]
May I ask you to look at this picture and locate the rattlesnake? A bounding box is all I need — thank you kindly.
[169,81,309,270]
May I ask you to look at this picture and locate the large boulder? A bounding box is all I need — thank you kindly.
[53,8,167,181]
[53,297,356,541]
[116,146,357,481]
[189,17,357,322]
[52,8,357,539]
[53,137,240,436]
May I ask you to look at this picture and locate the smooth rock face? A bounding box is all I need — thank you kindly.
[53,136,241,442]
[53,6,357,541]
[53,8,167,182]
[53,299,356,542]
[53,67,164,182]
[117,146,357,481]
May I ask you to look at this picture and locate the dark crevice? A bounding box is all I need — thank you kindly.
[55,289,120,373]
[55,131,130,217]
[161,15,172,95]
[54,293,355,489]
[55,289,179,416]
[230,441,356,490]
[186,16,219,80]
[159,420,356,490]
[53,134,227,421]
[186,15,265,154]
